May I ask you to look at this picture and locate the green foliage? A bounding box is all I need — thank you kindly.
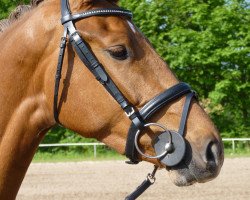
[224,140,250,157]
[42,126,96,144]
[120,0,250,138]
[0,0,30,19]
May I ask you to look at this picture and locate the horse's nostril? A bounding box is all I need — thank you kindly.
[206,141,220,167]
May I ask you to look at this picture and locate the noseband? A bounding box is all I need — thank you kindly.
[54,1,196,196]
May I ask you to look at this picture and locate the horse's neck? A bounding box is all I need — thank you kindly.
[0,4,58,198]
[0,12,55,132]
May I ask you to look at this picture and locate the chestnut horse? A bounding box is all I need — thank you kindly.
[0,0,223,199]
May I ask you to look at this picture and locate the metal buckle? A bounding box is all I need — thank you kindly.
[125,107,135,117]
[192,90,198,99]
[147,165,158,184]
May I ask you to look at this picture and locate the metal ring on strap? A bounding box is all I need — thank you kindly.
[134,123,172,159]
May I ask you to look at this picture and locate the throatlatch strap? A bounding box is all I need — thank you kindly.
[54,32,67,123]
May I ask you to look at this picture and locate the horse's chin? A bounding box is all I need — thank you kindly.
[166,160,221,187]
[168,166,197,187]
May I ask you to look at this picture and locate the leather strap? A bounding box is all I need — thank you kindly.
[140,83,192,119]
[62,8,132,24]
[125,165,158,200]
[54,31,67,123]
[178,92,195,136]
[125,179,152,200]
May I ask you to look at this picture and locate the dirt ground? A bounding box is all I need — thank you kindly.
[17,158,250,200]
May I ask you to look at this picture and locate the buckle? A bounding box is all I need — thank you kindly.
[192,90,199,99]
[125,107,135,117]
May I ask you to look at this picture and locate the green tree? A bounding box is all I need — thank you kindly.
[120,0,250,137]
[0,0,29,19]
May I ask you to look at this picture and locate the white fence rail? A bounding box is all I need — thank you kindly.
[39,143,105,158]
[222,138,250,153]
[38,138,250,156]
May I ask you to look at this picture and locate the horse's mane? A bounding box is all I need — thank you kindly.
[0,0,44,33]
[0,0,119,33]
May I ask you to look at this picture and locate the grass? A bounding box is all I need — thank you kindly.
[32,148,250,163]
[33,151,125,163]
[224,148,250,158]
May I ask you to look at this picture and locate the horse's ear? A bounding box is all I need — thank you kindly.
[31,0,44,7]
[9,5,31,22]
[108,0,119,4]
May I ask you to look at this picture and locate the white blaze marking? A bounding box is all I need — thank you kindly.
[127,20,136,33]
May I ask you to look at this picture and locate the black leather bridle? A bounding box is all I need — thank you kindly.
[54,0,196,199]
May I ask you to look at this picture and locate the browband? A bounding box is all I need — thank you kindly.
[61,8,132,24]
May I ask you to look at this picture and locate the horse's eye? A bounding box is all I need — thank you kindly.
[107,45,129,60]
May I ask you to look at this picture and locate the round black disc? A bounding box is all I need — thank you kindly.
[154,131,186,167]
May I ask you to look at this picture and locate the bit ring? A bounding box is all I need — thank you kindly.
[134,123,172,159]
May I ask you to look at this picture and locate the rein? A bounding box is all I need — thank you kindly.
[54,0,197,199]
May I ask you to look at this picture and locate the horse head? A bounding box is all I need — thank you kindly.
[48,0,223,186]
[0,0,224,198]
